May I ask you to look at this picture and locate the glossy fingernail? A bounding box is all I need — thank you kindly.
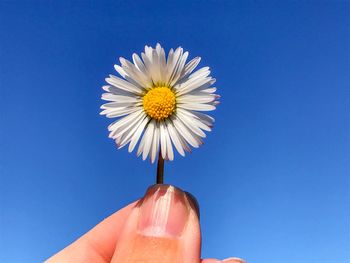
[184,191,200,219]
[138,184,189,238]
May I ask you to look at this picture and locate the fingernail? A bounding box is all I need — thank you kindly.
[138,184,189,238]
[222,257,246,263]
[184,191,200,219]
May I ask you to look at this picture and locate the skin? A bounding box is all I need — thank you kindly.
[46,186,245,263]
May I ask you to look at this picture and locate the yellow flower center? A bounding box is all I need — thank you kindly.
[142,87,176,121]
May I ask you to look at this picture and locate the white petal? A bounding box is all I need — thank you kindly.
[101,101,140,109]
[136,130,146,157]
[198,87,217,93]
[176,111,206,138]
[191,111,215,125]
[128,116,150,153]
[188,66,211,79]
[101,93,140,103]
[182,57,201,78]
[157,45,167,84]
[111,111,146,141]
[101,107,140,118]
[150,122,160,163]
[176,128,192,153]
[108,110,142,132]
[170,51,188,86]
[151,48,162,84]
[120,57,152,88]
[159,121,167,159]
[117,114,148,148]
[173,66,211,87]
[175,77,215,96]
[106,75,143,95]
[166,48,174,63]
[114,65,146,89]
[165,119,185,156]
[141,120,156,160]
[177,94,217,104]
[114,65,127,78]
[144,45,153,62]
[102,85,137,97]
[165,48,175,82]
[178,103,216,111]
[172,116,201,148]
[164,128,174,161]
[177,108,213,131]
[132,53,148,74]
[166,47,183,85]
[109,110,144,137]
[161,121,174,161]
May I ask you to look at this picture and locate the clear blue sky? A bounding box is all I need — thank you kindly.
[0,1,349,262]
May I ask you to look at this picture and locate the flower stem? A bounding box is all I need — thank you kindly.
[156,152,164,184]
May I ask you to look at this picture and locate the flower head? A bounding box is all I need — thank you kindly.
[101,44,219,163]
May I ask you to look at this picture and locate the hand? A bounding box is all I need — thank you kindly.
[46,184,245,263]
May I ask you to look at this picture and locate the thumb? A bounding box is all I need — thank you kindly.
[111,184,201,263]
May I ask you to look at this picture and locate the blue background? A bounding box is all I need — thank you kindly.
[1,1,349,262]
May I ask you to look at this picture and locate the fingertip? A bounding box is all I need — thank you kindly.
[111,184,202,263]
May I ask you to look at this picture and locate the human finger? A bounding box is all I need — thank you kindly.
[46,201,137,263]
[111,184,201,263]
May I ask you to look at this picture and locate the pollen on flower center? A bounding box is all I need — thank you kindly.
[142,87,176,121]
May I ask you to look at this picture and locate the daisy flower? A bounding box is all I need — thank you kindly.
[100,44,219,169]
